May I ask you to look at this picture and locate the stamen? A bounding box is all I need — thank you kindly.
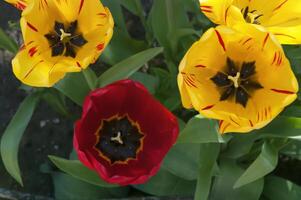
[228,72,240,88]
[60,29,72,41]
[110,131,124,144]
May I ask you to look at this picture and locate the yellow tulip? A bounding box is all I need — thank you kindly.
[199,0,301,44]
[4,0,29,10]
[178,25,298,134]
[12,0,114,87]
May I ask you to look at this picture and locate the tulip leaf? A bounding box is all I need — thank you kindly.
[148,0,191,58]
[262,176,301,200]
[177,115,227,144]
[82,68,97,90]
[210,159,264,200]
[48,156,118,188]
[234,140,286,188]
[255,116,301,139]
[194,143,220,200]
[0,93,40,185]
[130,72,159,94]
[98,47,163,87]
[54,72,91,106]
[134,169,196,196]
[53,173,129,200]
[0,27,18,54]
[162,143,200,180]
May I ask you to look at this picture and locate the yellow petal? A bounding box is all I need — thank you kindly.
[178,25,298,134]
[199,0,233,25]
[12,44,66,87]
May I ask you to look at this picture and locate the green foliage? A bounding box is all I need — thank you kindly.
[194,143,220,200]
[0,93,40,185]
[134,168,196,196]
[98,47,163,87]
[49,156,118,188]
[0,27,18,54]
[52,173,129,200]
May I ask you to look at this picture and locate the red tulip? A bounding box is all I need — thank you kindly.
[74,79,179,185]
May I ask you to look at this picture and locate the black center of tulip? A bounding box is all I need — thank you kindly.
[211,57,263,107]
[95,116,144,164]
[45,21,87,58]
[241,6,263,24]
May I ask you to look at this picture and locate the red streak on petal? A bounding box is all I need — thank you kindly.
[225,6,230,23]
[243,38,252,45]
[15,1,26,10]
[229,116,240,126]
[271,89,295,95]
[97,13,107,17]
[222,123,230,134]
[215,30,226,51]
[273,0,289,12]
[262,33,269,49]
[28,47,38,57]
[202,104,215,111]
[76,62,82,69]
[24,60,44,79]
[195,64,206,68]
[249,120,253,127]
[185,77,197,88]
[96,43,105,51]
[27,22,38,32]
[219,120,224,130]
[78,0,85,14]
[271,52,277,65]
[277,53,283,66]
[202,9,212,13]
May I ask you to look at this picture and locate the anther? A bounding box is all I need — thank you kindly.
[228,72,241,88]
[111,131,124,144]
[60,29,72,41]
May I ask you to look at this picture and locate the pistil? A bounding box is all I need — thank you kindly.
[111,131,124,145]
[228,72,240,88]
[60,29,72,42]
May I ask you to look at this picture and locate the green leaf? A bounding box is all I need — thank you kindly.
[148,0,191,59]
[234,140,286,188]
[0,93,40,185]
[194,143,220,200]
[130,72,159,94]
[82,68,97,90]
[49,156,118,188]
[54,72,90,106]
[102,29,147,65]
[177,115,227,143]
[263,176,301,200]
[53,173,129,200]
[98,47,163,87]
[255,116,301,139]
[222,134,258,159]
[162,143,200,180]
[210,159,264,200]
[0,27,18,54]
[134,168,196,196]
[42,88,69,117]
